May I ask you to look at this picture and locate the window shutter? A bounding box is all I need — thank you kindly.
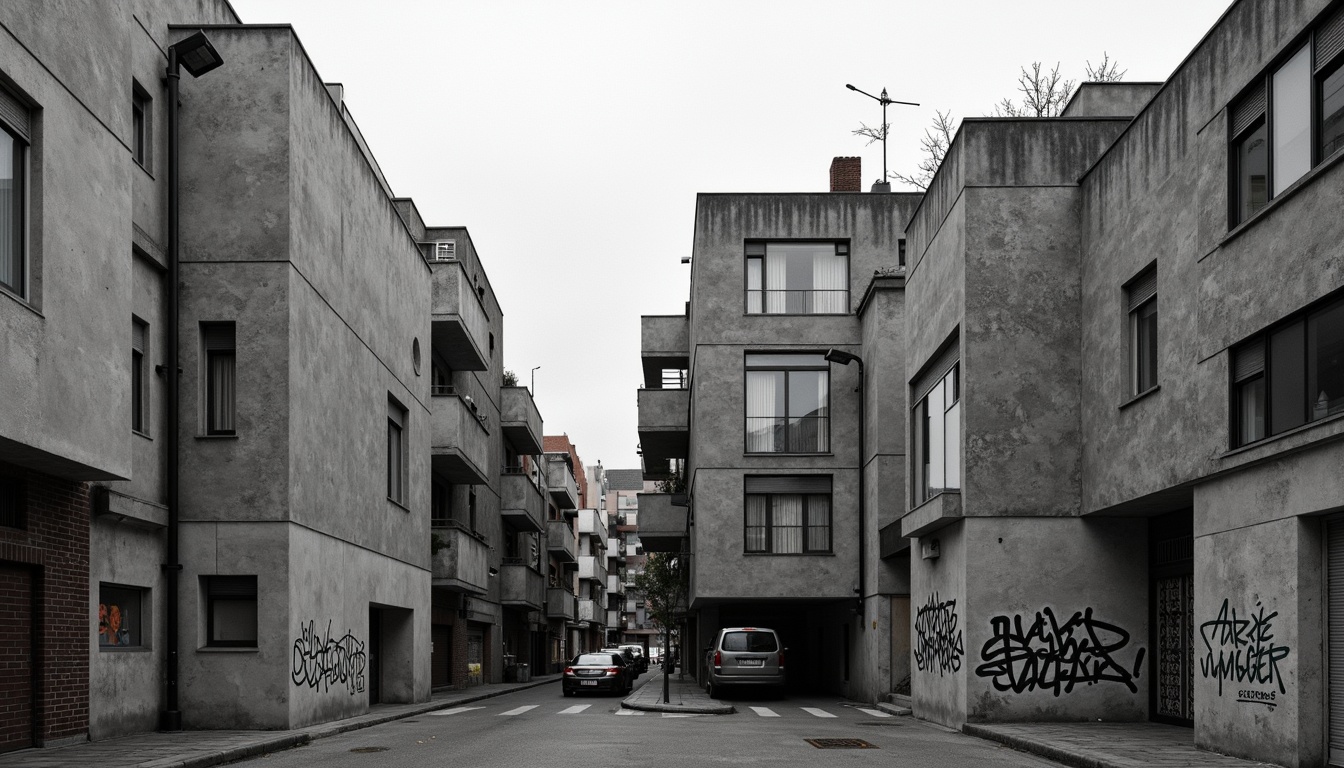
[912,338,959,405]
[1127,266,1157,312]
[744,475,832,494]
[132,321,146,353]
[207,575,256,597]
[1231,81,1266,137]
[0,86,30,141]
[1317,6,1344,71]
[202,323,235,351]
[745,242,766,257]
[1233,339,1265,382]
[1327,515,1344,762]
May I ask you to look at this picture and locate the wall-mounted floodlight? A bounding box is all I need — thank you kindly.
[172,31,224,78]
[680,257,691,264]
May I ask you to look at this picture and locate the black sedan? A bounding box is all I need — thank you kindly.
[562,652,633,697]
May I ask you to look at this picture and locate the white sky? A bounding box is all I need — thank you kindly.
[229,0,1232,472]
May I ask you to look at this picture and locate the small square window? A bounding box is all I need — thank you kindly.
[99,584,145,648]
[203,575,257,647]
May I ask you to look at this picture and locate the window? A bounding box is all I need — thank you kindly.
[745,353,829,453]
[744,476,832,554]
[132,318,147,433]
[0,85,29,298]
[1126,265,1158,395]
[912,342,960,504]
[98,584,144,648]
[745,242,849,314]
[431,479,450,527]
[0,471,23,529]
[1231,6,1344,226]
[203,575,257,647]
[388,397,407,505]
[1232,291,1344,447]
[202,323,235,435]
[131,82,150,169]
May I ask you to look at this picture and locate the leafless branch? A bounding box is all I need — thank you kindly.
[852,121,888,145]
[1085,52,1126,82]
[889,110,957,191]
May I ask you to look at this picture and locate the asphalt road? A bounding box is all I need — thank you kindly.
[234,673,1064,768]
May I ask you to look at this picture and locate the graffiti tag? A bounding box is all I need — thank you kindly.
[974,607,1144,696]
[291,619,367,695]
[1198,599,1289,706]
[913,592,964,675]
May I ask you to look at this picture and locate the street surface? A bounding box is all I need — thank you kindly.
[233,673,1064,768]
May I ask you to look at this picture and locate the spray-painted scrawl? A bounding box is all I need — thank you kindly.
[292,619,367,695]
[914,592,964,675]
[1199,598,1290,709]
[975,607,1144,696]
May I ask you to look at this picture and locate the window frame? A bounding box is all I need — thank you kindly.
[743,479,833,555]
[131,81,151,171]
[0,91,28,300]
[912,360,961,506]
[202,575,258,649]
[0,471,24,530]
[98,583,146,649]
[743,240,851,316]
[1125,264,1159,397]
[387,396,408,506]
[743,353,831,455]
[132,317,148,434]
[201,323,236,436]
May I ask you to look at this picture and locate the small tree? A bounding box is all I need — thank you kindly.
[634,552,687,702]
[502,369,519,387]
[889,110,956,192]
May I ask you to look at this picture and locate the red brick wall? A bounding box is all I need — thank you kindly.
[830,157,862,192]
[0,469,90,748]
[0,564,33,752]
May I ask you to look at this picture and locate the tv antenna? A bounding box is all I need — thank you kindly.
[846,84,918,182]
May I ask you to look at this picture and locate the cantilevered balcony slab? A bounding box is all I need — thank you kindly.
[431,526,490,595]
[901,491,963,539]
[500,561,544,610]
[641,314,689,388]
[430,261,490,371]
[546,457,579,511]
[546,520,577,562]
[578,555,606,584]
[431,393,490,485]
[578,598,602,626]
[638,388,688,480]
[501,471,546,533]
[547,588,576,621]
[500,387,543,455]
[635,493,687,553]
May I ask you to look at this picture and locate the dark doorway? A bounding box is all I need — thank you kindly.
[368,608,382,705]
[431,624,452,688]
[0,564,33,753]
[1149,510,1194,727]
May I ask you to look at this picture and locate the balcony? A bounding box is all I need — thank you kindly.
[500,387,543,455]
[431,526,490,595]
[637,388,688,481]
[501,470,545,532]
[607,573,625,596]
[606,610,621,627]
[546,456,579,510]
[431,391,490,485]
[578,598,602,626]
[578,555,606,584]
[641,315,689,389]
[500,560,545,610]
[431,260,490,371]
[576,508,605,539]
[547,588,576,621]
[634,493,687,553]
[546,520,577,562]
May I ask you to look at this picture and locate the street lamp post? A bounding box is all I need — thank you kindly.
[824,349,866,625]
[845,84,918,184]
[531,365,541,395]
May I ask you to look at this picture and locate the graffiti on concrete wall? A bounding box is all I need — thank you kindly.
[974,607,1144,696]
[913,592,964,675]
[291,619,367,695]
[1198,598,1290,709]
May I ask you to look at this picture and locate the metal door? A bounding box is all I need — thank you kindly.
[467,631,484,686]
[1150,511,1194,726]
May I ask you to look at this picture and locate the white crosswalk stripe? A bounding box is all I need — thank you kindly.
[749,707,780,717]
[857,708,891,718]
[499,705,538,716]
[801,707,836,718]
[428,706,484,716]
[614,709,645,716]
[558,705,590,715]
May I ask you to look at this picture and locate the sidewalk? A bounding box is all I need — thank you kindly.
[962,722,1284,768]
[621,668,734,715]
[0,675,561,768]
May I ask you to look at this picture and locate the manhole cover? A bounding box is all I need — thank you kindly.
[349,747,390,753]
[805,738,877,749]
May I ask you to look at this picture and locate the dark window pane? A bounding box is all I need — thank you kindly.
[1236,123,1268,224]
[1308,299,1344,421]
[1322,65,1344,159]
[912,400,927,504]
[98,585,143,648]
[0,475,23,529]
[0,129,22,295]
[1269,320,1306,434]
[1237,376,1266,445]
[132,348,144,431]
[1135,300,1158,392]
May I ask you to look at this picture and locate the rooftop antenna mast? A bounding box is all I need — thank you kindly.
[846,84,918,182]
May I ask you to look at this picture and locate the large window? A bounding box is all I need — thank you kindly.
[132,318,148,433]
[203,575,257,648]
[744,476,832,554]
[1232,291,1344,447]
[745,353,829,453]
[1127,265,1158,395]
[98,584,144,648]
[388,397,407,505]
[0,86,28,298]
[745,242,849,314]
[202,323,236,435]
[912,346,960,505]
[1230,7,1344,226]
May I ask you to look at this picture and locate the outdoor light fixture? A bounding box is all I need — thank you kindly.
[845,83,918,184]
[172,31,224,78]
[824,348,869,625]
[824,348,863,369]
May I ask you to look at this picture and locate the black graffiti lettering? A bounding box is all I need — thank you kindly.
[913,592,964,675]
[974,607,1144,696]
[1198,599,1290,697]
[291,619,367,695]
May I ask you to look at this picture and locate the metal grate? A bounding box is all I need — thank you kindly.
[805,738,877,749]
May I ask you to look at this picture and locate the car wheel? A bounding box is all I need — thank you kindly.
[707,681,718,699]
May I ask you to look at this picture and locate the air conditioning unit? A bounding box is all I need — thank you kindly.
[433,240,456,261]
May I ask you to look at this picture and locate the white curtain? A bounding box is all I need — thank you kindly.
[765,253,787,314]
[746,371,777,452]
[812,252,847,313]
[806,495,831,552]
[747,258,763,314]
[772,495,803,553]
[813,371,829,452]
[745,496,767,552]
[210,353,236,432]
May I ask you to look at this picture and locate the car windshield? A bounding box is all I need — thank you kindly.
[574,654,618,666]
[722,631,778,652]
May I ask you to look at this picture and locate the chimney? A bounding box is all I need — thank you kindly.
[830,157,861,192]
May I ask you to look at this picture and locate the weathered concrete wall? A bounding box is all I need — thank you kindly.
[88,522,164,739]
[1061,82,1162,118]
[910,520,968,726]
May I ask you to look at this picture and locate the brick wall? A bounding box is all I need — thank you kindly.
[830,157,861,192]
[0,468,91,749]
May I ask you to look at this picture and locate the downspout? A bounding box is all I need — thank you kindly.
[161,44,183,733]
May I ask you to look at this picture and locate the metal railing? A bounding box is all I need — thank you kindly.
[744,416,829,453]
[745,289,848,314]
[431,384,457,397]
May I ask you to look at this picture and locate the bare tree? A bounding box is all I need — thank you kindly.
[890,110,956,191]
[1085,52,1126,83]
[994,61,1075,118]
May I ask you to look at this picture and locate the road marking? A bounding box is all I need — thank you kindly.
[558,705,590,715]
[428,706,484,716]
[615,709,645,716]
[662,713,701,718]
[801,707,836,718]
[749,707,780,717]
[499,705,538,716]
[857,708,892,718]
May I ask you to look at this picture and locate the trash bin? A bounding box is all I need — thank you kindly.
[516,663,530,683]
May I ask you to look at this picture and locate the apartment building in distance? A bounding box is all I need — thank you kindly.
[601,469,658,649]
[544,436,596,655]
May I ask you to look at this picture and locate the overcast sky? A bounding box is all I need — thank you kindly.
[230,0,1231,473]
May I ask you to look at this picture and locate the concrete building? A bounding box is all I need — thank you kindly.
[543,436,593,655]
[601,469,659,649]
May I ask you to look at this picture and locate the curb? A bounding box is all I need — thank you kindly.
[961,724,1116,768]
[140,734,312,768]
[875,702,911,717]
[620,677,735,715]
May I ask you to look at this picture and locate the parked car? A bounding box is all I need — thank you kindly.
[704,627,785,698]
[600,647,641,675]
[563,652,633,697]
[619,644,649,673]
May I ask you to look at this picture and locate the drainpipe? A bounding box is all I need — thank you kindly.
[161,42,183,733]
[823,349,865,627]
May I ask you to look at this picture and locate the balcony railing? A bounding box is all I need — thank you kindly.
[635,492,687,553]
[578,555,606,583]
[745,289,849,315]
[546,587,576,621]
[500,560,544,610]
[501,471,545,533]
[500,387,543,455]
[744,415,829,453]
[431,393,490,485]
[431,260,490,371]
[431,526,490,595]
[546,519,577,562]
